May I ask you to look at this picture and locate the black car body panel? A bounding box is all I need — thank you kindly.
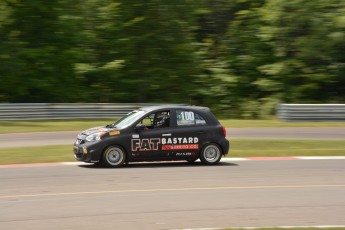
[73,105,230,165]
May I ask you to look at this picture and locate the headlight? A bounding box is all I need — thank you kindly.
[85,132,106,142]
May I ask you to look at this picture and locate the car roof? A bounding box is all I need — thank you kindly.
[138,105,210,113]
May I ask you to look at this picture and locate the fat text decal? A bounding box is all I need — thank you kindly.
[132,139,160,151]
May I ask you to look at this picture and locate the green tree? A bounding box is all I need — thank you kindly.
[76,0,200,103]
[258,0,345,103]
[0,0,85,102]
[1,0,344,118]
[194,0,272,117]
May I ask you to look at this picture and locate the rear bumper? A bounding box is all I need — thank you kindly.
[220,138,230,156]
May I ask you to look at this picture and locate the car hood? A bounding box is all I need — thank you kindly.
[82,126,110,136]
[78,126,119,139]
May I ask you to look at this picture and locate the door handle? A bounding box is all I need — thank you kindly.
[162,133,172,137]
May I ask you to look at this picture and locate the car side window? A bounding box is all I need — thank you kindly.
[176,110,207,126]
[141,113,155,128]
[195,112,207,125]
[138,111,170,129]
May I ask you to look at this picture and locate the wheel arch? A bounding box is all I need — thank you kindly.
[101,143,129,164]
[198,141,224,156]
[199,142,223,165]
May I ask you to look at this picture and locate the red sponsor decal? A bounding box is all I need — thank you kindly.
[162,145,172,150]
[162,144,199,150]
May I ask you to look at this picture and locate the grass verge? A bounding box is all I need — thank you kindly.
[0,119,115,134]
[0,145,74,165]
[1,119,345,134]
[0,139,344,165]
[230,139,345,157]
[219,119,345,128]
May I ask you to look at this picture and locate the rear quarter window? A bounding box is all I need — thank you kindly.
[176,110,207,126]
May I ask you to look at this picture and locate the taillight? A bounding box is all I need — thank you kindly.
[221,126,227,137]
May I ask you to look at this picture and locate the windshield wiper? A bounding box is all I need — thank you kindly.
[105,124,115,128]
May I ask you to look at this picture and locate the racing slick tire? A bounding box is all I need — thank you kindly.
[102,145,126,168]
[200,143,222,165]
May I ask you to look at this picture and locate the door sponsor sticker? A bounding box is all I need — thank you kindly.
[162,144,198,150]
[175,152,196,156]
[131,137,199,151]
[162,137,198,144]
[132,138,160,151]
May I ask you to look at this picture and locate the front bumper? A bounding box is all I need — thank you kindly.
[73,141,104,163]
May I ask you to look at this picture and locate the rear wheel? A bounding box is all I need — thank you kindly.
[102,145,126,168]
[200,144,222,165]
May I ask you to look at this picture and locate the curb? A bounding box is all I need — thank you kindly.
[228,156,345,161]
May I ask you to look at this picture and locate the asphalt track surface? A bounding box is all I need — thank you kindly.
[1,127,345,148]
[1,159,345,230]
[1,128,344,229]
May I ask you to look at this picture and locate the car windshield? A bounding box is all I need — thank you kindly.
[110,110,145,129]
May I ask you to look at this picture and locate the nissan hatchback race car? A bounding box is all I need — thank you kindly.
[73,105,229,167]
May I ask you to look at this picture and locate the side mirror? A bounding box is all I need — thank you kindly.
[135,124,146,131]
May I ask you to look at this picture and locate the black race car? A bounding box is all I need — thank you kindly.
[73,105,229,167]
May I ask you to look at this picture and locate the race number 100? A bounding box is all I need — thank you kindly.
[180,111,194,121]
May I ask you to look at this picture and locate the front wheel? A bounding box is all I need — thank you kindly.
[200,144,222,165]
[102,145,126,168]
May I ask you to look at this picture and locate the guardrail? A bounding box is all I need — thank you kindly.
[277,104,345,121]
[0,103,181,120]
[2,103,344,121]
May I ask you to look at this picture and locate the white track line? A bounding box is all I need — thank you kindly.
[174,225,345,230]
[295,156,345,160]
[1,184,345,199]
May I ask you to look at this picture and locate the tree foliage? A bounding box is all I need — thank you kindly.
[0,0,344,117]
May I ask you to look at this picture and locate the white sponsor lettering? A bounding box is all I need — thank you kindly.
[131,138,160,151]
[176,152,195,156]
[161,137,198,145]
